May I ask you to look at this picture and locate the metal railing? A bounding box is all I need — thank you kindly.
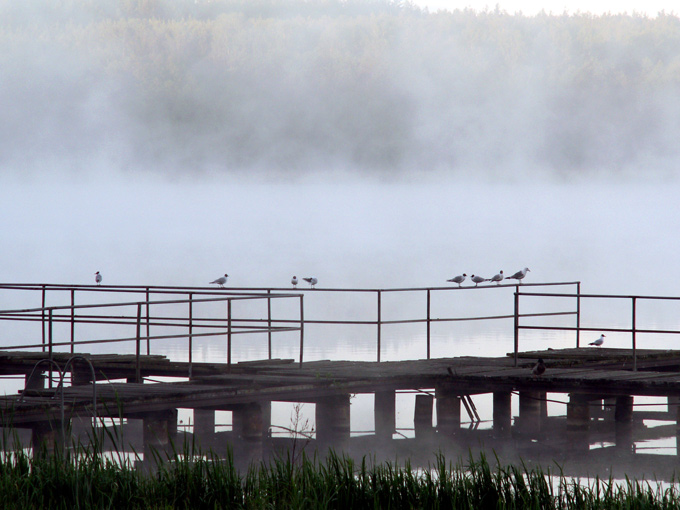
[515,288,680,371]
[0,284,304,377]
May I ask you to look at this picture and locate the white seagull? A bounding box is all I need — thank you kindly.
[210,274,229,288]
[589,334,605,347]
[303,277,318,289]
[507,267,530,284]
[489,270,504,285]
[470,275,486,286]
[291,276,298,288]
[447,273,467,287]
[95,271,102,286]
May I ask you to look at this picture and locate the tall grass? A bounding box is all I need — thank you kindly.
[0,439,678,509]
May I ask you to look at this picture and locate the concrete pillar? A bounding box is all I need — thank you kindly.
[194,409,215,439]
[414,394,434,440]
[493,392,512,437]
[31,420,65,456]
[435,388,460,436]
[71,366,93,386]
[316,394,350,450]
[567,394,590,452]
[233,402,264,464]
[668,396,680,420]
[614,395,634,452]
[603,397,617,420]
[143,409,177,463]
[518,391,542,437]
[374,390,395,440]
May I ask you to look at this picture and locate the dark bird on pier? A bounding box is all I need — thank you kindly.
[447,273,467,287]
[589,334,605,346]
[210,274,229,288]
[532,358,546,377]
[303,277,318,288]
[95,271,102,285]
[507,267,530,283]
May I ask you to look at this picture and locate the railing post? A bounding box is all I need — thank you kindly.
[41,285,46,353]
[267,290,272,359]
[299,295,304,367]
[48,308,54,388]
[227,299,232,370]
[426,289,431,359]
[632,296,637,372]
[135,303,142,383]
[513,288,519,367]
[377,290,382,363]
[70,289,75,353]
[188,293,193,378]
[145,287,151,356]
[576,282,581,348]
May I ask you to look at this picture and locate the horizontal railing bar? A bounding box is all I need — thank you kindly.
[519,325,680,335]
[518,291,680,301]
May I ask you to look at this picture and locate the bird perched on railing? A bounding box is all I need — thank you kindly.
[507,267,530,284]
[447,274,467,287]
[291,276,298,288]
[589,334,605,346]
[489,270,504,285]
[470,275,486,286]
[303,277,318,289]
[210,274,229,288]
[532,358,546,377]
[95,271,102,286]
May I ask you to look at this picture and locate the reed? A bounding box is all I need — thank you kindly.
[0,437,678,509]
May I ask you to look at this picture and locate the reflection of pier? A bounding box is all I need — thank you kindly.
[3,282,680,478]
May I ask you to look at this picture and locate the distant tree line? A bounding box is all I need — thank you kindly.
[1,0,679,176]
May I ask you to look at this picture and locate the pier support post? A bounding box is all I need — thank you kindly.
[233,402,264,465]
[31,420,65,456]
[374,390,395,441]
[194,409,216,442]
[435,388,460,436]
[614,395,634,452]
[493,392,512,437]
[566,394,590,452]
[25,372,45,391]
[668,396,680,420]
[316,394,350,451]
[518,391,542,437]
[414,394,434,440]
[142,409,177,466]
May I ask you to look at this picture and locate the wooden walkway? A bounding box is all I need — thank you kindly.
[4,347,680,424]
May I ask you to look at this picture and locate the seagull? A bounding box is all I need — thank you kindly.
[489,270,504,285]
[291,276,298,288]
[446,273,467,287]
[589,334,605,347]
[507,267,530,284]
[470,274,486,286]
[532,358,546,377]
[303,277,318,289]
[94,271,102,286]
[210,274,229,288]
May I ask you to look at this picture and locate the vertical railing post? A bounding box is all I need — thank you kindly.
[576,282,581,348]
[426,289,431,360]
[377,290,382,363]
[70,289,75,354]
[188,293,193,379]
[135,303,142,383]
[632,296,637,372]
[227,299,232,370]
[299,295,304,367]
[48,308,53,388]
[145,287,151,356]
[513,288,519,367]
[41,285,46,353]
[267,290,272,359]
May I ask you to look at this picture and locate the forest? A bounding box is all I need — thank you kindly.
[1,0,679,176]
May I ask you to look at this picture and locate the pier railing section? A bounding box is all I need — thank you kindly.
[0,284,304,378]
[515,289,680,370]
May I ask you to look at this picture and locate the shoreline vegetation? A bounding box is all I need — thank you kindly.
[1,0,679,175]
[1,441,679,509]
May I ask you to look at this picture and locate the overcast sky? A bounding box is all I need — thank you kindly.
[412,0,678,16]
